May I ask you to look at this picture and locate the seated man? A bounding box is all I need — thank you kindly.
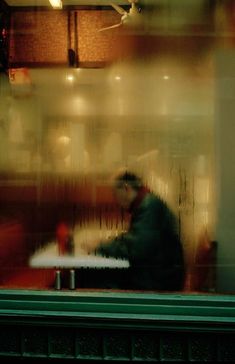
[94,171,185,291]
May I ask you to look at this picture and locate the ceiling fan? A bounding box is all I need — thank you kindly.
[98,0,142,32]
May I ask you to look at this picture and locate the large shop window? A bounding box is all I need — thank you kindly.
[0,0,234,294]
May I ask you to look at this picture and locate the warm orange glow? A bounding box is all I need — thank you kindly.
[49,0,62,9]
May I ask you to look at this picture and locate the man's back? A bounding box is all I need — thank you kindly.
[97,191,185,291]
[125,192,185,290]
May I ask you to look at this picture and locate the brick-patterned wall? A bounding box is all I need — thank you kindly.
[77,10,120,64]
[10,10,68,65]
[9,9,120,66]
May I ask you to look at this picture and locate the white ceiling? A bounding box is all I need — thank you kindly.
[4,0,211,35]
[5,0,128,6]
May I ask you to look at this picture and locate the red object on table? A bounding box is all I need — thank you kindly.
[56,222,70,255]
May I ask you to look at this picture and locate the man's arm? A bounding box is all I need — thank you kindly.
[96,202,162,260]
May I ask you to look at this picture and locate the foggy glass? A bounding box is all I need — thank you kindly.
[0,0,235,292]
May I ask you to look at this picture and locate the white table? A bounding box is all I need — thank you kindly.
[29,244,130,269]
[29,239,130,289]
[29,227,130,269]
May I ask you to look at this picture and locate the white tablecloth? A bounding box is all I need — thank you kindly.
[29,241,129,269]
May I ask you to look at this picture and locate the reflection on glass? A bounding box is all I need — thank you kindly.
[1,0,235,293]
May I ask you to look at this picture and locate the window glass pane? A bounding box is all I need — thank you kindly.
[0,0,234,293]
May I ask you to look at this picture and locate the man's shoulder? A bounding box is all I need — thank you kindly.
[140,192,164,210]
[141,193,175,217]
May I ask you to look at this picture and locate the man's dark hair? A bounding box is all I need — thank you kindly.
[114,171,143,191]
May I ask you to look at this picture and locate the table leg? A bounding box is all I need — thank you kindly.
[55,269,61,290]
[69,269,75,290]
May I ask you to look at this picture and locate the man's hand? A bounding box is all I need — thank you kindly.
[73,227,117,255]
[80,238,102,255]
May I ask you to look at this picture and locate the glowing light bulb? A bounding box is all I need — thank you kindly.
[49,0,62,9]
[66,75,74,82]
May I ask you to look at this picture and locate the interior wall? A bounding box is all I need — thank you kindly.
[215,49,235,293]
[9,9,120,66]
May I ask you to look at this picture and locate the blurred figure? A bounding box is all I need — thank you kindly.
[94,170,185,291]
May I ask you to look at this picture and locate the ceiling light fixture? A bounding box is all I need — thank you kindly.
[66,75,74,82]
[49,0,63,9]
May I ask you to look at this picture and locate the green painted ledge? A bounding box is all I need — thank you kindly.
[1,290,235,361]
[0,289,235,331]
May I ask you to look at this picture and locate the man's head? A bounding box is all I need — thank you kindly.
[112,171,143,209]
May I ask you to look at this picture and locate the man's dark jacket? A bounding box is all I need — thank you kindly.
[97,189,185,291]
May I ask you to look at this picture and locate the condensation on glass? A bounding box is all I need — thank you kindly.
[0,0,234,293]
